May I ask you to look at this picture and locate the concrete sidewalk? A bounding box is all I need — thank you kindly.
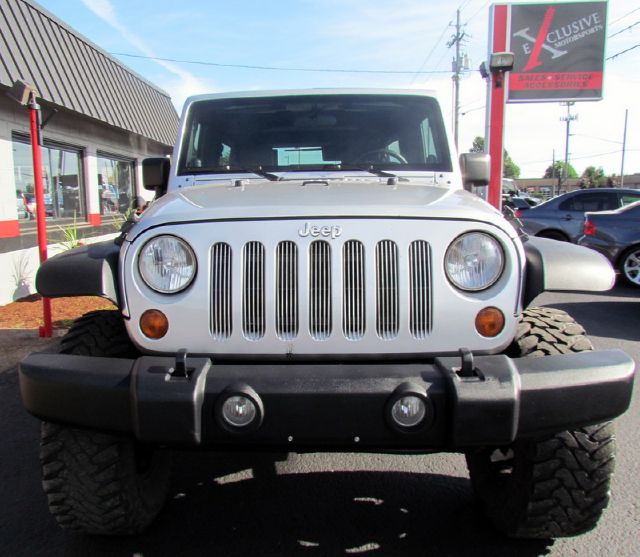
[0,329,63,372]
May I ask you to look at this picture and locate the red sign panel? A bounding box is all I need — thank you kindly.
[505,2,607,102]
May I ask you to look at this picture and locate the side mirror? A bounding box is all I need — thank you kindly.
[459,153,490,191]
[142,157,171,197]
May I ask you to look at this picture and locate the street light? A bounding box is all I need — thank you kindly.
[480,51,515,209]
[6,80,52,337]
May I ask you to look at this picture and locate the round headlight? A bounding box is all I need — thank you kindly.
[138,235,196,293]
[445,232,504,291]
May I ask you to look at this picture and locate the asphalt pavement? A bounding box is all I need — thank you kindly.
[0,284,638,557]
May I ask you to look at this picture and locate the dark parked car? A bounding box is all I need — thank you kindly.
[517,188,640,242]
[502,194,539,221]
[502,195,531,216]
[578,200,640,287]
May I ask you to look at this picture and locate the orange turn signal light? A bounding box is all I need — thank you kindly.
[475,307,505,337]
[140,309,169,339]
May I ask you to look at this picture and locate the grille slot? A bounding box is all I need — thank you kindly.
[276,241,299,340]
[211,242,232,339]
[309,240,332,340]
[409,240,431,339]
[343,240,365,340]
[376,240,399,339]
[242,241,265,340]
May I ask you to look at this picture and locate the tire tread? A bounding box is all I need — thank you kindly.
[466,307,615,539]
[41,311,169,535]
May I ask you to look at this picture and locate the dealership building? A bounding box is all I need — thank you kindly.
[0,0,178,304]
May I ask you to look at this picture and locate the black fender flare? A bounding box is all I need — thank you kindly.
[523,236,615,306]
[36,240,121,306]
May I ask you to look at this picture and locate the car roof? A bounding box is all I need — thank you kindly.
[184,88,440,105]
[563,187,638,195]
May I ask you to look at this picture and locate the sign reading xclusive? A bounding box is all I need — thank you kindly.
[506,1,607,102]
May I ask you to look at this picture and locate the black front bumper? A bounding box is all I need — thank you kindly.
[19,350,635,450]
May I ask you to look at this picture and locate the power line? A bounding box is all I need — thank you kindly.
[569,149,639,161]
[609,20,640,38]
[521,148,639,165]
[609,6,640,26]
[461,105,484,115]
[409,18,453,85]
[573,133,623,145]
[464,0,491,25]
[606,43,640,61]
[110,51,457,75]
[459,0,474,12]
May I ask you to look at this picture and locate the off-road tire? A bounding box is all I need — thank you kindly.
[40,310,170,535]
[466,307,615,539]
[59,310,139,358]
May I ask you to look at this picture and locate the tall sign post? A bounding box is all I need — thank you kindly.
[7,80,53,337]
[485,2,607,208]
[486,5,510,209]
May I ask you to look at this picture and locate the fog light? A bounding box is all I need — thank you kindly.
[221,395,257,428]
[140,309,168,339]
[215,385,264,433]
[475,307,505,337]
[391,396,427,428]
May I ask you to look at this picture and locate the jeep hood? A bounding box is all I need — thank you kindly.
[129,179,515,239]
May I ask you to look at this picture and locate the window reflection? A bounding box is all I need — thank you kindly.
[97,154,135,215]
[12,135,85,222]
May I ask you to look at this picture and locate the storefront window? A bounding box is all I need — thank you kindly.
[12,135,85,222]
[97,154,135,215]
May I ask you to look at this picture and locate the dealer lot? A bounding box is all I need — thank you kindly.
[1,285,638,557]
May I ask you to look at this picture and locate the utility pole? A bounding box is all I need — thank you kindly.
[448,8,466,152]
[560,102,577,191]
[620,108,628,186]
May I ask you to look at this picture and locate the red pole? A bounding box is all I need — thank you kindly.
[28,93,53,338]
[487,4,509,209]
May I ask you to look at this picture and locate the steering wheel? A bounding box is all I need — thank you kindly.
[355,149,408,164]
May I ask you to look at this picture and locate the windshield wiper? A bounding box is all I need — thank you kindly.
[183,166,283,181]
[227,166,284,182]
[338,165,410,181]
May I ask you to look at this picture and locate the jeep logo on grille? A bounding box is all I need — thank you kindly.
[298,222,342,239]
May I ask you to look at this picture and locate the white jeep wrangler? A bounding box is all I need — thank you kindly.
[21,89,635,537]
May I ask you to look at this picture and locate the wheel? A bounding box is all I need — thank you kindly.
[355,148,408,164]
[619,245,640,287]
[40,310,170,535]
[466,307,615,539]
[536,230,569,242]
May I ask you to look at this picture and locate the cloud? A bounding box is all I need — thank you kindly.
[80,0,216,109]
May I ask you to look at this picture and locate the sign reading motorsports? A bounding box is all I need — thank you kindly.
[506,1,607,102]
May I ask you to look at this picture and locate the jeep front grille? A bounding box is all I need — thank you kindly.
[376,240,399,340]
[409,240,431,339]
[211,242,232,339]
[211,238,432,342]
[343,240,365,340]
[309,240,332,340]
[242,241,265,340]
[276,241,298,340]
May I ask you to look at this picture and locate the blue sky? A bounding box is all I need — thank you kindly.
[36,0,639,179]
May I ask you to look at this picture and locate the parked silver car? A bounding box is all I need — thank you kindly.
[578,200,640,287]
[517,188,640,242]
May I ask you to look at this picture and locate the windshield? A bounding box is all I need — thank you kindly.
[178,94,452,176]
